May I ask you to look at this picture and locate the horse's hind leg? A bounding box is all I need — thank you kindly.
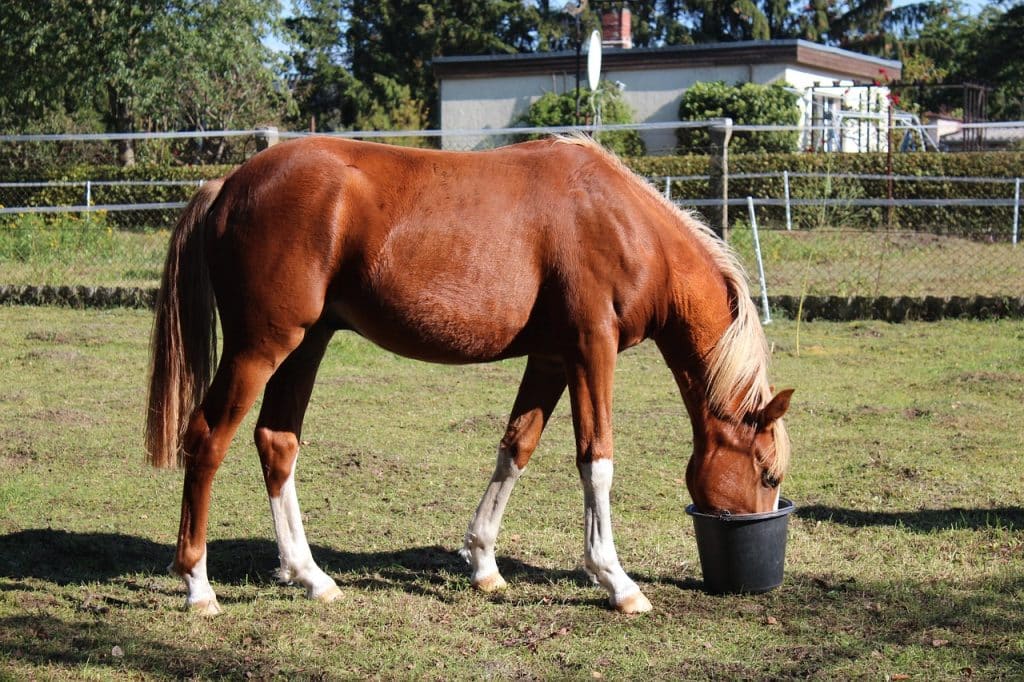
[461,356,566,591]
[253,323,341,603]
[173,349,279,615]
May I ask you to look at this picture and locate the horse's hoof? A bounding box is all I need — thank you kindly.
[189,598,223,616]
[314,585,343,603]
[613,591,652,614]
[472,572,508,593]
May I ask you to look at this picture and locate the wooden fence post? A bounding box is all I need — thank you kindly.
[708,117,733,241]
[255,126,280,152]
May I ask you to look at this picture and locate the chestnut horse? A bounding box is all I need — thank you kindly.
[146,135,792,615]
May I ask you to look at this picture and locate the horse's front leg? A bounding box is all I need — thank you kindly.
[567,340,653,614]
[461,356,565,591]
[254,325,341,603]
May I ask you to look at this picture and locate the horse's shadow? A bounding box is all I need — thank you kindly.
[0,528,677,603]
[7,504,1013,599]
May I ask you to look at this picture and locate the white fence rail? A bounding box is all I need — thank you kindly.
[2,124,1023,297]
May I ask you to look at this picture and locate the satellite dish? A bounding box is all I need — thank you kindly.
[586,30,602,91]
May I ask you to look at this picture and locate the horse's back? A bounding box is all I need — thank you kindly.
[207,137,676,362]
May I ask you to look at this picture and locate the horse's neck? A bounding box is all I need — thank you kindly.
[657,261,739,442]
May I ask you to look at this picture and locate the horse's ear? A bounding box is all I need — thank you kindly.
[760,388,794,426]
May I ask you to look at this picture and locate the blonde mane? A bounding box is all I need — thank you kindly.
[554,134,790,478]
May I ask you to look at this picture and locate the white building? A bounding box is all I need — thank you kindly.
[433,39,902,154]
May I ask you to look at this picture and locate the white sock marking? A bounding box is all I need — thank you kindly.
[461,448,522,583]
[181,548,217,607]
[580,459,642,605]
[268,467,338,599]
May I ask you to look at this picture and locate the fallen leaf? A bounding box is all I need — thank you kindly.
[591,673,604,680]
[890,675,910,681]
[931,638,950,648]
[765,616,779,625]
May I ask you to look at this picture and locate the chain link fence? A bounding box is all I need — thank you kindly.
[1,124,1022,303]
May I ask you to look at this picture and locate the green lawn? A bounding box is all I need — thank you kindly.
[0,307,1022,679]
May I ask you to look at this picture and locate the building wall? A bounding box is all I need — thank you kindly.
[438,50,897,154]
[439,62,880,153]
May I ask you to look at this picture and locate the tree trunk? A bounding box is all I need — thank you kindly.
[107,83,136,167]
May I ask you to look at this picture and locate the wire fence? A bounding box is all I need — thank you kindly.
[1,123,1022,300]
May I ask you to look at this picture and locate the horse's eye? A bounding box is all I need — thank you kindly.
[761,468,780,489]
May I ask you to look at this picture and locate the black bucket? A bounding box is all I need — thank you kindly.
[685,498,796,594]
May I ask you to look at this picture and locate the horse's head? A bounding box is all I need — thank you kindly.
[687,388,793,514]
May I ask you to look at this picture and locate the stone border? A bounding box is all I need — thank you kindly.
[0,285,156,309]
[1,285,1021,321]
[768,295,1024,321]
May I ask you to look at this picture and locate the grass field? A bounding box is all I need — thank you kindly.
[0,307,1022,680]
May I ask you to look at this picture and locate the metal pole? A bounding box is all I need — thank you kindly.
[783,170,792,231]
[747,196,771,324]
[664,176,671,200]
[85,180,91,207]
[574,10,581,126]
[886,102,894,229]
[1014,177,1021,247]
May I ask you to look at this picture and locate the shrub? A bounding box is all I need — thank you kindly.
[516,81,646,157]
[677,81,800,154]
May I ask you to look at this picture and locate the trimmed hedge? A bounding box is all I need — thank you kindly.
[627,151,1024,238]
[0,164,232,229]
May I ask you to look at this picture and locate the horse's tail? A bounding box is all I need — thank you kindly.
[145,178,225,469]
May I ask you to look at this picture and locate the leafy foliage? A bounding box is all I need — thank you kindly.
[0,0,289,166]
[677,81,800,154]
[516,82,646,156]
[289,0,540,132]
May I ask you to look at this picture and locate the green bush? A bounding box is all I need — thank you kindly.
[677,81,800,154]
[516,81,646,157]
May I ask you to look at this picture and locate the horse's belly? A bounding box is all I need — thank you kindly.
[331,277,537,363]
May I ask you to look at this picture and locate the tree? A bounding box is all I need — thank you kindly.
[0,0,288,165]
[145,0,293,162]
[970,3,1024,119]
[689,0,771,41]
[346,0,535,127]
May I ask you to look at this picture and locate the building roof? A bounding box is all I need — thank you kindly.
[434,39,901,83]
